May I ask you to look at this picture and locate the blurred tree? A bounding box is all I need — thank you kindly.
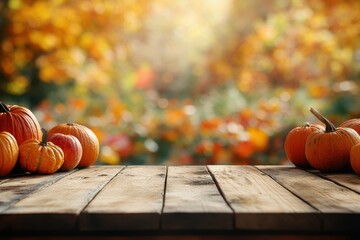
[0,0,152,106]
[207,0,360,94]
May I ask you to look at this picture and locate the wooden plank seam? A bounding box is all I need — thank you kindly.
[311,171,360,195]
[256,166,360,232]
[0,170,77,213]
[0,166,124,232]
[206,165,236,229]
[159,165,169,230]
[79,166,166,231]
[161,166,233,230]
[75,166,127,230]
[1,165,360,234]
[254,166,322,212]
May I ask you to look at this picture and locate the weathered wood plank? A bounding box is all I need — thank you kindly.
[316,172,360,194]
[80,166,166,231]
[0,166,123,232]
[257,166,360,232]
[0,171,75,212]
[208,165,320,231]
[0,177,10,185]
[162,166,233,230]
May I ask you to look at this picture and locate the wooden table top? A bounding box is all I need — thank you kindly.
[1,165,360,236]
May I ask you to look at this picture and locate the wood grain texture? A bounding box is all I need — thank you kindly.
[0,166,123,231]
[316,172,360,194]
[208,165,320,231]
[80,166,166,231]
[0,165,359,235]
[162,166,233,230]
[0,171,74,212]
[257,165,360,232]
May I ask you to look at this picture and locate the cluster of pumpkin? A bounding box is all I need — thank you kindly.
[0,102,99,177]
[285,107,360,173]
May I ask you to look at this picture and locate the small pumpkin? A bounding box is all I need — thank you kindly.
[49,133,83,171]
[0,102,42,145]
[19,128,64,174]
[350,143,360,174]
[340,119,360,135]
[48,123,99,168]
[284,122,324,168]
[0,132,19,177]
[305,108,360,172]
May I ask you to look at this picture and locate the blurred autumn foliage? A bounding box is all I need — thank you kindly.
[1,0,360,165]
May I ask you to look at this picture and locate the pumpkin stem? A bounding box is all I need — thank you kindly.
[310,107,336,132]
[66,123,74,126]
[40,128,48,146]
[0,102,10,113]
[303,122,310,127]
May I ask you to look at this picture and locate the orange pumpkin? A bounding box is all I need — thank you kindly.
[0,102,42,145]
[19,128,64,174]
[49,133,83,171]
[340,119,360,135]
[284,122,324,168]
[306,108,360,172]
[0,132,19,177]
[350,143,360,174]
[48,123,99,168]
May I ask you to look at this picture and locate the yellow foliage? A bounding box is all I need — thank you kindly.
[248,128,269,151]
[6,75,29,95]
[100,146,120,165]
[2,0,152,87]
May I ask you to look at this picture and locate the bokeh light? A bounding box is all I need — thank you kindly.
[1,0,360,165]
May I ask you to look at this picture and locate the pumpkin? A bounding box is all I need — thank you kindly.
[284,122,324,168]
[305,108,360,172]
[19,128,64,174]
[49,133,83,171]
[48,123,99,168]
[0,132,19,177]
[340,119,360,135]
[350,143,360,174]
[0,102,42,145]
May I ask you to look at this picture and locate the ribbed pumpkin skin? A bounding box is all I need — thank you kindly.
[48,123,99,168]
[0,103,42,145]
[0,132,19,177]
[284,123,324,168]
[306,127,360,172]
[340,119,360,135]
[350,143,360,174]
[19,139,64,174]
